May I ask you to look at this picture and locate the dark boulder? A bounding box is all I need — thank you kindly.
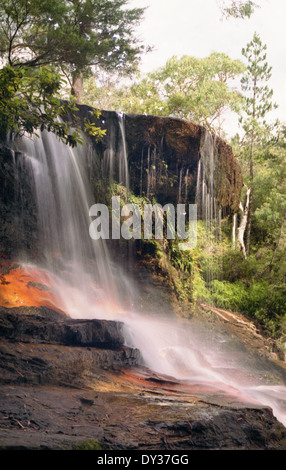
[0,306,125,349]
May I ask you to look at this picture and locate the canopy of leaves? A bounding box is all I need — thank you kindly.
[0,0,146,77]
[0,65,105,145]
[0,1,145,143]
[239,32,277,141]
[252,138,286,246]
[93,53,245,134]
[218,0,259,19]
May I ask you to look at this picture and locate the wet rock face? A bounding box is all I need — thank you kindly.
[69,105,243,211]
[125,114,202,206]
[0,107,243,258]
[0,306,141,388]
[0,306,286,450]
[0,306,126,349]
[0,144,37,257]
[104,110,243,212]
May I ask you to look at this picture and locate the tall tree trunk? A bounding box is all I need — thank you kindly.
[246,149,254,256]
[238,187,251,259]
[246,78,256,257]
[232,213,237,249]
[71,70,83,103]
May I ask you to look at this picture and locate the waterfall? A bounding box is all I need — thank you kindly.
[184,168,189,202]
[177,166,190,204]
[139,141,168,199]
[117,112,129,192]
[103,112,129,192]
[195,130,222,289]
[140,149,144,197]
[12,130,129,318]
[102,119,115,182]
[146,146,151,198]
[196,129,219,224]
[10,121,286,428]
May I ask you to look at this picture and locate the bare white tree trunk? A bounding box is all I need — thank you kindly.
[232,213,237,250]
[237,187,251,259]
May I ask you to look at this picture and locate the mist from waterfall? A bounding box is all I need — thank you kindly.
[11,119,286,427]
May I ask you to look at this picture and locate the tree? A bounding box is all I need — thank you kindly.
[236,185,251,258]
[0,0,146,142]
[0,65,106,145]
[252,134,286,272]
[102,53,245,135]
[107,74,169,117]
[218,1,259,19]
[239,32,277,256]
[0,0,146,102]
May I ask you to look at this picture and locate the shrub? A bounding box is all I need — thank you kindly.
[210,279,286,338]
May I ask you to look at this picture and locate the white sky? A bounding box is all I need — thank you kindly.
[129,0,286,136]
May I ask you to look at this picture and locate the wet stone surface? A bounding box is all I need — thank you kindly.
[0,306,286,450]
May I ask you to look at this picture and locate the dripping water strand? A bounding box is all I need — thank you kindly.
[196,129,221,300]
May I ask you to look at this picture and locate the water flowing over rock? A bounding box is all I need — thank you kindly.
[0,305,286,450]
[1,106,286,450]
[0,106,243,260]
[123,112,243,212]
[72,106,242,211]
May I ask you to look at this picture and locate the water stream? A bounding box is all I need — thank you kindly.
[11,121,286,427]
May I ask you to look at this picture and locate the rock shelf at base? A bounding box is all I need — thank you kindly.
[0,306,286,450]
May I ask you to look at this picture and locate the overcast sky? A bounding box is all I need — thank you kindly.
[129,0,286,136]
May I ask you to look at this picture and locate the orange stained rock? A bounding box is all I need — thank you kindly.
[119,368,261,406]
[0,260,65,314]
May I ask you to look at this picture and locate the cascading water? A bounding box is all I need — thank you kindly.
[195,130,222,228]
[122,127,286,426]
[117,112,129,192]
[195,130,222,289]
[103,112,129,191]
[12,125,128,318]
[11,118,286,427]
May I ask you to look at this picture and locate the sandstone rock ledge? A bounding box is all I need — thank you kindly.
[0,306,286,450]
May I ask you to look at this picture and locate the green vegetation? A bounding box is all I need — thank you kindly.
[82,52,245,136]
[73,439,105,450]
[0,0,146,100]
[239,32,278,256]
[219,1,259,19]
[214,131,286,339]
[0,0,146,142]
[0,64,106,145]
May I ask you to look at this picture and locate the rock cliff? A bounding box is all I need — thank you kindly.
[0,107,243,259]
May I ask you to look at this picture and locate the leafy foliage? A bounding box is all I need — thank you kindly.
[238,33,278,256]
[82,53,245,135]
[0,0,147,100]
[0,0,143,142]
[219,1,259,19]
[240,32,277,142]
[0,65,73,144]
[211,279,286,337]
[0,65,106,145]
[211,131,286,339]
[0,0,146,71]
